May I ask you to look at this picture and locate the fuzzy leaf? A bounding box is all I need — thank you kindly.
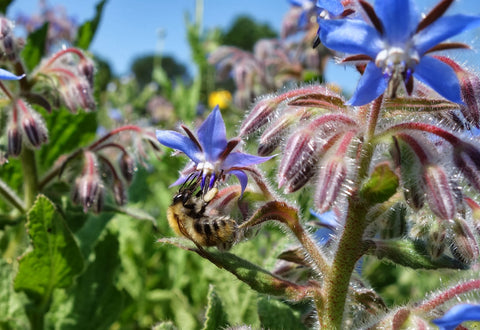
[14,195,84,298]
[202,285,229,330]
[0,259,29,328]
[46,231,124,329]
[152,321,177,330]
[158,237,310,301]
[22,22,48,72]
[37,108,97,171]
[360,163,399,205]
[257,295,308,330]
[74,0,107,49]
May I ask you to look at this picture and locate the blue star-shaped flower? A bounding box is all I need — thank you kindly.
[432,304,480,330]
[318,0,480,105]
[156,105,272,193]
[0,68,24,80]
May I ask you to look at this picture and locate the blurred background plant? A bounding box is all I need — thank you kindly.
[1,0,480,329]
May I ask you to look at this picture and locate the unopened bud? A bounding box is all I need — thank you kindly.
[80,59,95,87]
[93,186,104,214]
[239,97,279,136]
[314,157,347,212]
[278,127,319,192]
[454,142,480,193]
[73,173,102,213]
[119,153,135,183]
[465,197,480,234]
[75,81,95,111]
[257,111,297,156]
[449,218,479,265]
[391,135,425,210]
[113,180,127,206]
[426,221,447,259]
[423,165,456,221]
[21,114,48,148]
[7,124,22,156]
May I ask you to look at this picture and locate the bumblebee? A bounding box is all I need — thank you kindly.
[167,182,238,250]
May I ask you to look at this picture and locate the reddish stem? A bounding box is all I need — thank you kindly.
[88,125,143,150]
[45,48,86,67]
[378,122,461,145]
[416,279,480,312]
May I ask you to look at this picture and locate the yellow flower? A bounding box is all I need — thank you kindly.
[208,90,232,110]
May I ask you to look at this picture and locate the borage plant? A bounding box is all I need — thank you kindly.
[158,0,480,328]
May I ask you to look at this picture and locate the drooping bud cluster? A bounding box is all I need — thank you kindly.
[241,85,359,211]
[7,98,48,156]
[33,48,95,112]
[68,126,160,213]
[209,33,330,108]
[0,17,21,61]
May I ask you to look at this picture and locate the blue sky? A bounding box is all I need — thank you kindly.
[7,0,480,94]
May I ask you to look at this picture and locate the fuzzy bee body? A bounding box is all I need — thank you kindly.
[167,186,238,250]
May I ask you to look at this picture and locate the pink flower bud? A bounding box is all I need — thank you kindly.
[113,179,127,206]
[239,97,279,136]
[314,156,347,212]
[423,165,456,221]
[119,153,135,183]
[7,124,22,157]
[426,221,447,259]
[454,142,480,192]
[449,218,479,265]
[21,114,48,148]
[278,127,319,193]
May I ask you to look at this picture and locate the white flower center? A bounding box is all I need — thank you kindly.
[196,161,215,175]
[375,46,420,78]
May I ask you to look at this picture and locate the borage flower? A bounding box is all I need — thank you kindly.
[432,304,480,330]
[156,105,272,193]
[318,0,480,105]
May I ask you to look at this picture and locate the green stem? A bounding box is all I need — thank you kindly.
[319,196,368,328]
[319,96,384,328]
[0,178,25,213]
[21,148,39,210]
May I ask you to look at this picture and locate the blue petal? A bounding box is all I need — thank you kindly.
[414,56,462,103]
[0,69,25,80]
[347,62,387,106]
[415,15,480,55]
[317,0,344,16]
[197,105,228,162]
[310,209,338,229]
[229,169,248,195]
[223,152,273,170]
[319,19,382,58]
[375,0,419,44]
[432,304,480,330]
[156,130,203,163]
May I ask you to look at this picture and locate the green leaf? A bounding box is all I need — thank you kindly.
[202,285,229,330]
[74,0,108,49]
[21,22,48,72]
[0,259,29,328]
[257,295,308,330]
[152,321,177,330]
[14,195,84,298]
[46,231,124,329]
[38,108,97,172]
[0,0,13,14]
[360,163,399,205]
[158,237,310,301]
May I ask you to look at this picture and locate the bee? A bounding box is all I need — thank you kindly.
[167,180,238,250]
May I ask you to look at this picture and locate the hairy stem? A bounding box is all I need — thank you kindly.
[319,96,383,328]
[21,148,39,210]
[0,178,26,213]
[319,195,368,328]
